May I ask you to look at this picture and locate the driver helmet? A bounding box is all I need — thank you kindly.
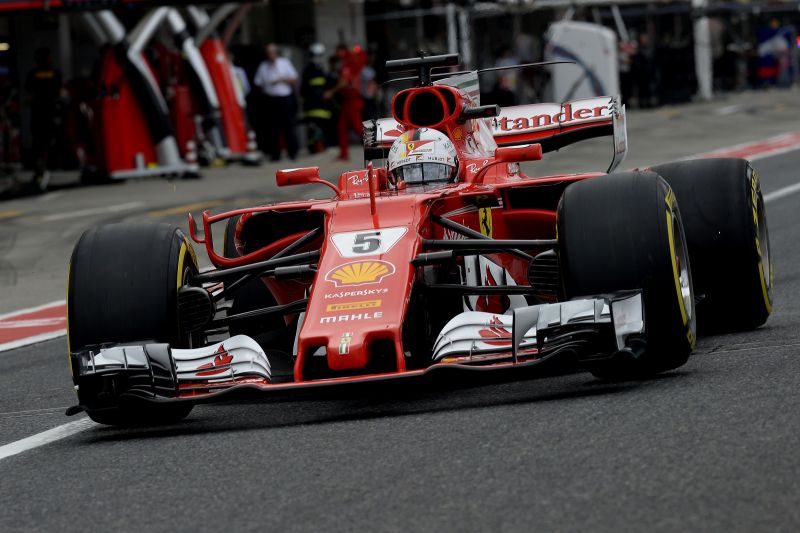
[387,128,459,186]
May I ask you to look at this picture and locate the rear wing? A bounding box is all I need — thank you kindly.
[493,95,627,172]
[364,95,627,173]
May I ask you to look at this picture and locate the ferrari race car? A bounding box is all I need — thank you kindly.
[66,54,773,425]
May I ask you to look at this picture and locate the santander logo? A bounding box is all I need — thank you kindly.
[493,99,611,135]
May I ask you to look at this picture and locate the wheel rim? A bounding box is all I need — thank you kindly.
[672,211,693,321]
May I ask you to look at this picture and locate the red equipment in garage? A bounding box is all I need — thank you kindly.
[87,10,197,179]
[186,5,261,165]
[94,45,158,175]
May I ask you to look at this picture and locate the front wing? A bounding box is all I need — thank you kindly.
[67,292,644,415]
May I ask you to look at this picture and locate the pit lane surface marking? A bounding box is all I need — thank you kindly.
[146,200,225,218]
[694,131,800,162]
[41,201,145,222]
[0,417,94,461]
[0,301,66,353]
[37,191,65,203]
[0,210,23,220]
[764,181,800,203]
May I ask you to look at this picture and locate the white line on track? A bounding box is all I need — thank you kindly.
[37,191,65,203]
[0,318,65,328]
[764,181,800,203]
[0,329,67,353]
[42,201,145,222]
[0,417,95,462]
[0,300,65,321]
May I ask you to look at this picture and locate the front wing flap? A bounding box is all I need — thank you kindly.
[68,293,643,413]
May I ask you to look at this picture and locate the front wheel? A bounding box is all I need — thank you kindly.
[558,172,696,379]
[68,222,198,425]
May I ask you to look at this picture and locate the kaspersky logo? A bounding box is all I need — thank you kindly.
[325,260,395,287]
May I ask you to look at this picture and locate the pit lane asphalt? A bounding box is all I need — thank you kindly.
[1,97,800,531]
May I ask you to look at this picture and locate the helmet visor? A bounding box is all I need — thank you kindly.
[393,162,454,184]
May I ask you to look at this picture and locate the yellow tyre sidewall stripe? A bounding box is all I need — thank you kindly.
[750,169,773,314]
[665,189,695,347]
[177,238,198,289]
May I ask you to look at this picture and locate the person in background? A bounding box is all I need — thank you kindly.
[325,44,366,161]
[632,32,655,108]
[483,46,517,108]
[254,43,298,161]
[300,42,333,153]
[230,52,250,98]
[326,54,343,148]
[360,49,378,122]
[25,47,62,187]
[618,35,637,105]
[756,19,793,88]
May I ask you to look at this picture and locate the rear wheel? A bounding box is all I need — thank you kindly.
[68,223,197,425]
[650,158,772,331]
[558,171,696,379]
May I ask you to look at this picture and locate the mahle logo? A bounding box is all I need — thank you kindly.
[325,260,395,287]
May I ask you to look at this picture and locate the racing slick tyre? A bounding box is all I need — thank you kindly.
[558,171,696,379]
[649,158,772,332]
[67,223,197,425]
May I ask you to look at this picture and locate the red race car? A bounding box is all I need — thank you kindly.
[66,55,772,425]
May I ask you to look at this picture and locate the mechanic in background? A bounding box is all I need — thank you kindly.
[360,48,378,122]
[25,47,62,186]
[325,44,366,161]
[300,43,334,154]
[254,43,299,161]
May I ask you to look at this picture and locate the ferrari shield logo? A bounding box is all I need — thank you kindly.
[479,207,493,237]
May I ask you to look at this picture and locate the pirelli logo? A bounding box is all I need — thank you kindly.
[325,299,382,312]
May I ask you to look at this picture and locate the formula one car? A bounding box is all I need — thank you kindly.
[66,54,773,425]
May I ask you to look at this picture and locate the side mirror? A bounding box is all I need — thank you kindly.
[276,166,341,197]
[473,144,544,183]
[494,144,543,163]
[276,166,320,187]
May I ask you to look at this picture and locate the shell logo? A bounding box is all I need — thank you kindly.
[325,260,395,287]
